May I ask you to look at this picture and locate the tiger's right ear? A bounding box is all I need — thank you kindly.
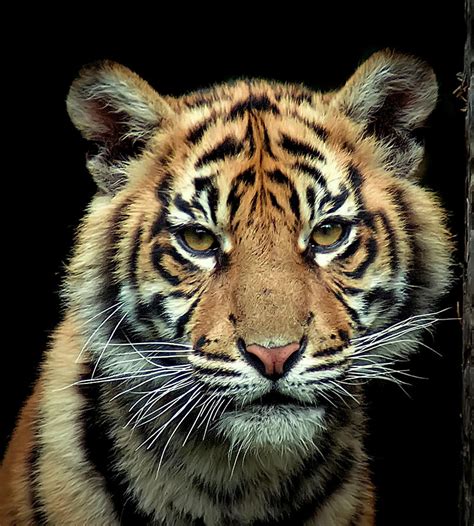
[67,61,173,194]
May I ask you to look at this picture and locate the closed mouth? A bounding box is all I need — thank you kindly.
[249,391,309,407]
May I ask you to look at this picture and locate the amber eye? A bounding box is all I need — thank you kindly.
[311,222,345,248]
[180,226,217,253]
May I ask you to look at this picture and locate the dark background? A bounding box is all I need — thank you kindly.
[3,4,467,525]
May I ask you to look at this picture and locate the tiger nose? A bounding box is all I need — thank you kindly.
[243,341,301,379]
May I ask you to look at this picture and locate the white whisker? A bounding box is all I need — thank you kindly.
[75,303,123,364]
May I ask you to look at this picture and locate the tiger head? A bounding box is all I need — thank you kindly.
[66,51,451,452]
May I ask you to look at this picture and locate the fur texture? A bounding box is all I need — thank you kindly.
[0,51,451,525]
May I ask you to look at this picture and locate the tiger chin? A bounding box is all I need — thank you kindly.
[0,50,452,525]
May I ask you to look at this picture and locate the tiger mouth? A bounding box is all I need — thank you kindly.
[247,391,311,407]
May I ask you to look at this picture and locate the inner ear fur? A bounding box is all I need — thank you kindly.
[333,50,438,177]
[66,61,173,194]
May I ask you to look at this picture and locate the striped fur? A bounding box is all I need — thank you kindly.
[1,51,451,525]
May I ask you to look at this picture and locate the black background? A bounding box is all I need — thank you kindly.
[3,4,467,525]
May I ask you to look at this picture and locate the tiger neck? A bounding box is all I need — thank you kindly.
[78,373,365,524]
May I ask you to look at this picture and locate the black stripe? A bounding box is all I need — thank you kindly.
[98,198,134,309]
[306,371,347,385]
[306,186,316,221]
[269,191,284,212]
[173,195,196,219]
[195,137,244,168]
[343,237,378,280]
[294,161,327,188]
[289,188,300,220]
[183,94,214,109]
[206,184,219,224]
[312,345,346,358]
[390,188,429,318]
[325,188,349,214]
[186,118,214,145]
[194,365,240,377]
[377,210,400,274]
[194,175,215,195]
[334,291,363,330]
[289,91,313,105]
[262,125,276,159]
[195,336,238,362]
[306,359,346,372]
[227,184,242,219]
[149,292,171,322]
[344,285,365,295]
[291,113,330,142]
[235,167,256,186]
[334,237,362,261]
[346,164,364,204]
[175,296,200,339]
[309,122,329,142]
[155,172,174,203]
[364,287,398,312]
[128,225,142,288]
[195,335,210,350]
[195,348,237,362]
[254,446,355,526]
[228,94,279,119]
[29,428,48,525]
[280,134,325,162]
[151,243,181,286]
[165,245,200,273]
[78,374,152,525]
[150,209,169,239]
[305,448,356,519]
[267,169,289,185]
[245,119,256,156]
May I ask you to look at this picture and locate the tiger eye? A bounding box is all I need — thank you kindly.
[311,223,344,248]
[181,227,217,252]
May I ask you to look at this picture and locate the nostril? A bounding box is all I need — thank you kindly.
[241,339,302,379]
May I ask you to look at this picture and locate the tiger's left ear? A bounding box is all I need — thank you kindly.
[67,61,174,194]
[333,50,438,177]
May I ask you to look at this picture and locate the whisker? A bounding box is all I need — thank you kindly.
[155,388,204,476]
[108,341,193,348]
[80,302,123,328]
[91,312,128,378]
[140,384,201,451]
[111,371,192,402]
[112,356,191,366]
[75,303,123,364]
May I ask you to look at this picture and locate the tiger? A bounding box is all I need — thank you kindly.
[0,50,452,525]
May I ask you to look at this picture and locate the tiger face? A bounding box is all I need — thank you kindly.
[67,51,451,453]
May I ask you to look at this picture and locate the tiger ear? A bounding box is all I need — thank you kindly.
[67,61,173,194]
[333,50,438,177]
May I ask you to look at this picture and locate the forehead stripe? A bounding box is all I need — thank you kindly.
[267,169,289,185]
[324,188,350,214]
[195,136,244,169]
[294,162,327,189]
[306,187,316,221]
[228,94,280,120]
[173,195,196,219]
[186,118,215,145]
[280,134,325,163]
[289,188,300,220]
[268,191,284,212]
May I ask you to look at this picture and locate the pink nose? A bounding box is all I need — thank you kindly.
[245,342,300,378]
